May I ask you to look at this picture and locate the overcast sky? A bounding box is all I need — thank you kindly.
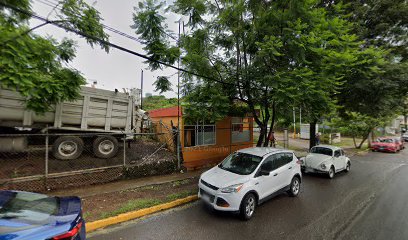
[31,0,181,98]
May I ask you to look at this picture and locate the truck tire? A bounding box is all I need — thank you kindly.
[52,136,84,160]
[93,136,119,159]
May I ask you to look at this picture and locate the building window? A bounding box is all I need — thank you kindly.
[184,122,216,147]
[231,117,251,143]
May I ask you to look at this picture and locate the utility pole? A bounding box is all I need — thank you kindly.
[140,69,144,109]
[299,107,302,126]
[293,107,296,139]
[299,107,302,139]
[177,20,181,170]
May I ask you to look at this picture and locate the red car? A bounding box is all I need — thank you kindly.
[392,136,405,150]
[371,138,400,153]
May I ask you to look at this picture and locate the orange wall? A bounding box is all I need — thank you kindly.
[151,117,180,152]
[150,116,253,169]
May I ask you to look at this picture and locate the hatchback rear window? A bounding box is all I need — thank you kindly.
[310,147,333,156]
[0,191,58,225]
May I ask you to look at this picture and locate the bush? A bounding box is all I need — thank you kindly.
[321,133,331,144]
[123,160,177,179]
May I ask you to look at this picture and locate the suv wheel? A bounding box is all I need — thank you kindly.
[240,193,256,221]
[328,166,335,179]
[287,177,301,197]
[345,162,351,172]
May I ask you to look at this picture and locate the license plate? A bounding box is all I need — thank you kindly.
[202,193,211,202]
[200,188,214,203]
[305,168,315,173]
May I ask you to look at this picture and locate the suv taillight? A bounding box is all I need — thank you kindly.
[52,221,83,240]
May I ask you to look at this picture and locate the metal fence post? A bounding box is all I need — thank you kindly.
[45,131,49,189]
[123,134,126,167]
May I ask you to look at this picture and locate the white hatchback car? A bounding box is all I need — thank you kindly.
[300,145,351,179]
[198,147,302,220]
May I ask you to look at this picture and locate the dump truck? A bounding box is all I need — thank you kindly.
[0,86,146,160]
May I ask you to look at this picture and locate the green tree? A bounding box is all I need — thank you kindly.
[132,0,385,147]
[143,95,178,111]
[330,112,392,148]
[322,0,408,141]
[0,0,109,113]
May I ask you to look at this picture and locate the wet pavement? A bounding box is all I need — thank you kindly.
[88,150,408,240]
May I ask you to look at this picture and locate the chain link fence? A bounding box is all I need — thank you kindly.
[1,122,296,192]
[0,130,177,192]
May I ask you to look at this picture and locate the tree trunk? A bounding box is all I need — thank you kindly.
[357,131,370,149]
[257,125,267,147]
[264,102,276,147]
[309,120,317,149]
[352,134,358,148]
[403,103,408,131]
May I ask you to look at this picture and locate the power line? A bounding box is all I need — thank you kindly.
[34,0,144,44]
[35,0,56,8]
[1,2,242,89]
[34,0,237,84]
[34,0,166,45]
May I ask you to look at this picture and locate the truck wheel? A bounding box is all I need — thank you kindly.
[93,136,119,158]
[52,136,84,160]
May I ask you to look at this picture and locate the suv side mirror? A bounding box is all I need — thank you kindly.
[260,169,270,176]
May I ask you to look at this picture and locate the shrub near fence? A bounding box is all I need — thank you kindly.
[0,132,177,192]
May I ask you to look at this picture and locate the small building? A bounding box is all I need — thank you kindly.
[149,106,254,169]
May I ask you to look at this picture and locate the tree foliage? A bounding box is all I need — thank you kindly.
[0,0,109,113]
[329,112,392,148]
[133,0,382,147]
[323,0,408,143]
[153,76,173,94]
[143,95,178,111]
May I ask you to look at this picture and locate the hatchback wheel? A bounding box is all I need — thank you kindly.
[240,193,256,220]
[287,177,301,197]
[328,166,335,179]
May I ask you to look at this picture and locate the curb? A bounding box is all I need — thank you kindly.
[86,195,198,233]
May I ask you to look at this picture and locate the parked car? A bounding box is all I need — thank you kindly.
[402,132,408,142]
[198,147,302,220]
[300,145,351,179]
[392,136,405,150]
[371,137,400,153]
[0,190,85,240]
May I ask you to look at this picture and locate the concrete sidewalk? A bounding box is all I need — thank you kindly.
[50,168,207,198]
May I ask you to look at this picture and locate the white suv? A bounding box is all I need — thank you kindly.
[198,147,302,220]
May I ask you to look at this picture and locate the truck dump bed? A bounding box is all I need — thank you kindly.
[0,87,134,133]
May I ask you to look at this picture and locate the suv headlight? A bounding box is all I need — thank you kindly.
[320,163,327,169]
[220,183,244,193]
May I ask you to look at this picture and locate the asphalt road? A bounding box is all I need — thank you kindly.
[89,149,408,240]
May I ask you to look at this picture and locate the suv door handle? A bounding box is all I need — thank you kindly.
[273,173,278,176]
[288,166,292,169]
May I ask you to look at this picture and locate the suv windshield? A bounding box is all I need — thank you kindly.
[379,138,394,143]
[310,147,333,157]
[219,152,262,175]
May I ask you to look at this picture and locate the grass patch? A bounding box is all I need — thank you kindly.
[137,185,162,191]
[100,198,163,219]
[166,190,196,202]
[171,179,191,187]
[287,145,306,151]
[82,212,91,221]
